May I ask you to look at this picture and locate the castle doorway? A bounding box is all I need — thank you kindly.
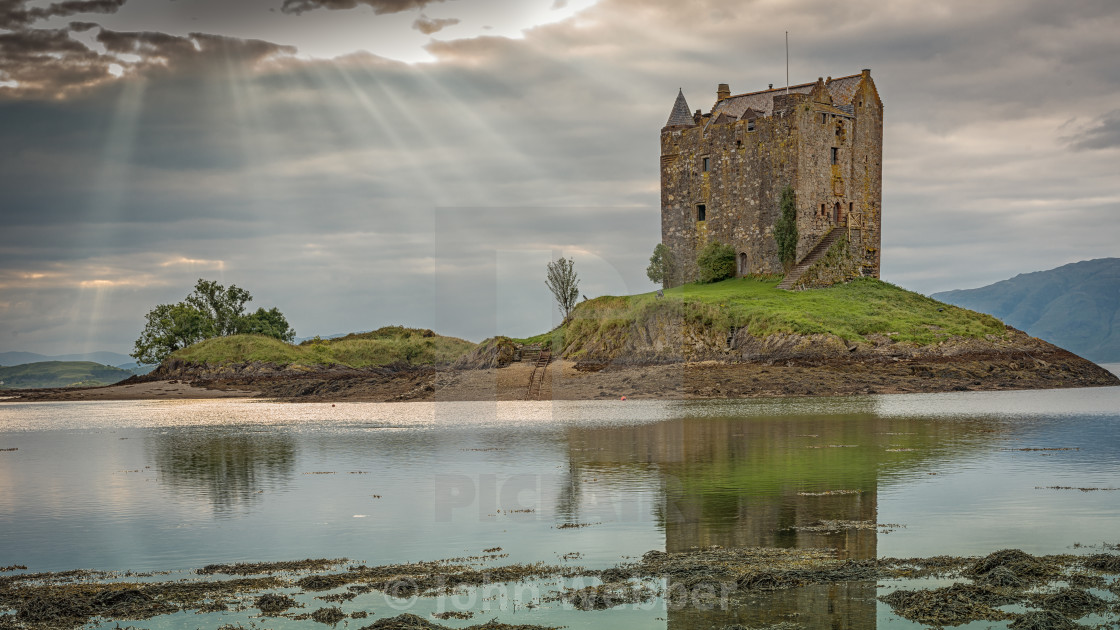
[834,202,842,224]
[738,252,749,276]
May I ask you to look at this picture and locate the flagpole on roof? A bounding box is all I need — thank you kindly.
[785,31,789,94]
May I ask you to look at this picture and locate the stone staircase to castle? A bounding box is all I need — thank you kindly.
[777,227,844,290]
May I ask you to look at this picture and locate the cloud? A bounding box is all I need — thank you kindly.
[96,29,296,67]
[1065,110,1120,151]
[1,0,127,29]
[3,0,1120,354]
[412,14,459,35]
[0,22,295,99]
[279,0,447,16]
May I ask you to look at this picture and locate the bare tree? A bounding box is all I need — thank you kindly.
[545,257,580,319]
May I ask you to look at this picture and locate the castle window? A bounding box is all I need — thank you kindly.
[820,113,827,124]
[820,203,826,217]
[702,156,710,171]
[747,121,755,132]
[831,147,838,164]
[697,204,706,222]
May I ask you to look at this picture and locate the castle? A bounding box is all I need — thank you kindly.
[660,70,883,289]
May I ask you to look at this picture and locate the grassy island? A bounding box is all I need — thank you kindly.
[523,277,1007,357]
[167,279,1009,369]
[169,326,474,368]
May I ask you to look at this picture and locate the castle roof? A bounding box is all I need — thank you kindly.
[711,73,863,120]
[665,88,694,127]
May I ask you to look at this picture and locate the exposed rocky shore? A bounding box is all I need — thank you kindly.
[1,547,1117,629]
[5,327,1116,403]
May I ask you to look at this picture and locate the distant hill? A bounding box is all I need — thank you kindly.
[0,350,133,367]
[0,361,134,389]
[292,331,371,344]
[931,258,1120,363]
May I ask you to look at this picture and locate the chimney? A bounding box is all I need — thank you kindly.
[717,83,730,101]
[768,83,773,90]
[862,68,871,77]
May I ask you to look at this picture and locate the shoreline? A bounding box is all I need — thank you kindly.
[0,547,1117,629]
[3,352,1117,403]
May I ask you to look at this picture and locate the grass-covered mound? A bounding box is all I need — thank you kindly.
[0,361,133,389]
[170,326,475,368]
[553,277,1007,363]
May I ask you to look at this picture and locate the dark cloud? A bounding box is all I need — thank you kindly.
[0,22,294,99]
[280,0,446,16]
[30,0,127,20]
[97,29,296,66]
[1065,110,1120,151]
[1,0,126,29]
[0,28,111,98]
[412,14,459,34]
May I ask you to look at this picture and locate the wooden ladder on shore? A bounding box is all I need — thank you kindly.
[525,349,552,400]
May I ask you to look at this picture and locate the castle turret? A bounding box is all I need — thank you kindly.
[664,88,694,128]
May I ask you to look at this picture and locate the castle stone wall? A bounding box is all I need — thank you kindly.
[660,71,883,287]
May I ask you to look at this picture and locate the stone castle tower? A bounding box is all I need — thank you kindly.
[660,70,883,289]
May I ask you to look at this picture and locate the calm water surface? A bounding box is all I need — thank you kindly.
[2,372,1119,628]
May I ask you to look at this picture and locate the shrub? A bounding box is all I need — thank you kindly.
[697,241,736,283]
[774,185,798,270]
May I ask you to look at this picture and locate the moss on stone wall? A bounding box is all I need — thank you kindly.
[793,231,863,290]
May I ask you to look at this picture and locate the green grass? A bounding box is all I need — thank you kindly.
[171,326,476,368]
[167,280,1005,369]
[0,361,133,389]
[512,327,566,353]
[561,276,1005,348]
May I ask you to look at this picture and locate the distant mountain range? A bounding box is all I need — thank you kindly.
[0,361,134,389]
[292,331,371,344]
[932,258,1120,363]
[0,350,133,367]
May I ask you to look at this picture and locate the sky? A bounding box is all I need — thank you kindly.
[1,0,1118,357]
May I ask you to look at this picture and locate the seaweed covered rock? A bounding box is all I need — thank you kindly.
[879,583,1017,626]
[1033,587,1109,618]
[357,613,558,629]
[967,549,1056,582]
[1009,609,1083,630]
[255,593,297,614]
[311,606,346,625]
[1083,554,1120,573]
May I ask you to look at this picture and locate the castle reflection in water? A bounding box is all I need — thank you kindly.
[561,411,980,629]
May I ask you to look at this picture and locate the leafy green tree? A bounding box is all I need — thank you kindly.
[545,257,580,319]
[185,279,252,336]
[237,307,296,342]
[646,243,676,287]
[131,302,212,365]
[774,185,799,270]
[697,241,736,283]
[131,279,295,365]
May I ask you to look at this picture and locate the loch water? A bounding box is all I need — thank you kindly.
[2,369,1119,629]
